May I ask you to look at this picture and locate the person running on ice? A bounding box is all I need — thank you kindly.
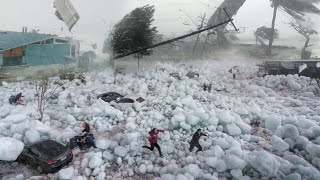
[189,128,207,153]
[142,128,164,157]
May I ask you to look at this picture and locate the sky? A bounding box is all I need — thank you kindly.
[0,0,319,52]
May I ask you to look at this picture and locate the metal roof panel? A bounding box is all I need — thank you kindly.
[0,31,55,51]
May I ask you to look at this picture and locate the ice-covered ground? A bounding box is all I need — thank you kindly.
[1,59,320,180]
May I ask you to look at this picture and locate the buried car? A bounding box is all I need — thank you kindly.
[17,139,73,174]
[97,92,124,103]
[109,94,145,110]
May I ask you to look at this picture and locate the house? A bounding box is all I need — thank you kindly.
[0,30,79,68]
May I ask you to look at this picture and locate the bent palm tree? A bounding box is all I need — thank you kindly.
[267,0,320,57]
[207,0,247,47]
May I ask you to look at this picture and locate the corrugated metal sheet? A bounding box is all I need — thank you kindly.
[0,31,55,51]
[54,0,80,31]
[25,44,71,66]
[0,53,3,66]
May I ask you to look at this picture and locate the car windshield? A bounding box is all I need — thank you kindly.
[32,140,67,158]
[118,98,134,103]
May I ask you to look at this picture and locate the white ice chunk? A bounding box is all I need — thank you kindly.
[139,164,147,174]
[14,174,24,180]
[0,137,24,161]
[205,157,219,168]
[224,154,247,170]
[265,115,281,130]
[283,117,298,126]
[171,113,186,129]
[284,172,301,180]
[306,143,320,158]
[25,130,40,144]
[230,169,243,179]
[275,124,299,139]
[287,79,301,90]
[176,174,189,180]
[81,158,89,169]
[270,135,289,152]
[226,123,241,136]
[215,138,230,150]
[89,155,103,169]
[218,111,232,125]
[96,139,111,150]
[216,159,227,172]
[245,150,280,177]
[235,121,252,134]
[206,117,219,126]
[114,146,128,157]
[266,76,281,88]
[184,164,202,178]
[160,174,175,180]
[2,114,27,124]
[65,114,77,125]
[96,172,106,180]
[186,115,200,126]
[58,167,74,180]
[298,119,317,129]
[305,126,320,139]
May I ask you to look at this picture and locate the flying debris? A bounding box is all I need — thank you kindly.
[53,0,80,31]
[299,64,307,73]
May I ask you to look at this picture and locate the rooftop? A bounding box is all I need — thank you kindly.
[0,31,55,51]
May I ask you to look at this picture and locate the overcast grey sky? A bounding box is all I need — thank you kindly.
[0,0,319,52]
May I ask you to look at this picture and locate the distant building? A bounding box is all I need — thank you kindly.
[0,30,79,68]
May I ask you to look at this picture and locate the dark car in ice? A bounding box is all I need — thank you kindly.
[109,94,145,110]
[97,92,124,103]
[17,139,73,174]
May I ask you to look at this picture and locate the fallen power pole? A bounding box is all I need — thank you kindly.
[113,9,238,60]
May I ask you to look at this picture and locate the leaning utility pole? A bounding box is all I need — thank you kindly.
[192,13,206,56]
[113,8,238,60]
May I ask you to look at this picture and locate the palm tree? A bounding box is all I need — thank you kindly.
[288,19,318,59]
[207,0,247,47]
[267,0,320,56]
[254,26,279,46]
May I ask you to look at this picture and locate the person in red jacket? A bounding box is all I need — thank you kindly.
[142,128,164,157]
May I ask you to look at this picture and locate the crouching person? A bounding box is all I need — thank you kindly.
[189,128,207,153]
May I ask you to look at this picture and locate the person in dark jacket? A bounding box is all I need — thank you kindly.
[142,128,164,157]
[82,122,90,134]
[189,129,207,153]
[9,93,24,104]
[79,122,93,149]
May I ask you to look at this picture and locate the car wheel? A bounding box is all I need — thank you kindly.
[37,166,44,174]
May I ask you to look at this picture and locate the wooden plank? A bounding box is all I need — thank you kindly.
[3,47,23,57]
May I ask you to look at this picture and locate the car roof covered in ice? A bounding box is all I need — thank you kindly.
[123,94,144,100]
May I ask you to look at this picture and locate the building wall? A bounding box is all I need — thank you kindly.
[0,52,3,66]
[25,44,72,66]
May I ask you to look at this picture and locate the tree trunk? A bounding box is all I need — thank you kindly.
[266,5,278,57]
[301,37,311,59]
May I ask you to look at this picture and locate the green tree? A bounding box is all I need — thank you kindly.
[267,0,320,56]
[106,5,158,65]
